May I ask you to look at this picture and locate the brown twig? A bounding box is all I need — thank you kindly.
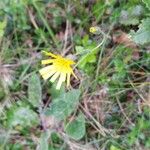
[116,97,135,126]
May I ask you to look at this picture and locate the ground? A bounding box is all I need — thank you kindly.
[0,0,150,150]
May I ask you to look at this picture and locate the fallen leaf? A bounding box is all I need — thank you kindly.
[113,30,140,60]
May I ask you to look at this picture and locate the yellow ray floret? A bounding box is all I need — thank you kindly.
[39,51,77,90]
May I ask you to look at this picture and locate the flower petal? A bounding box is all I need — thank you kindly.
[71,70,78,79]
[39,65,56,80]
[39,65,53,75]
[41,59,54,65]
[42,51,57,58]
[42,70,56,80]
[67,72,71,87]
[56,73,66,90]
[50,72,60,83]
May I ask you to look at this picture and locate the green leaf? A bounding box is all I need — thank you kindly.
[114,59,126,74]
[78,45,98,69]
[0,82,5,101]
[92,1,106,22]
[49,83,65,99]
[6,102,39,128]
[75,46,84,54]
[75,36,98,73]
[120,5,144,25]
[146,137,150,148]
[131,18,150,45]
[110,145,122,150]
[45,89,80,121]
[142,0,150,10]
[8,143,24,150]
[39,131,51,150]
[49,146,60,150]
[65,113,85,140]
[0,19,7,38]
[28,73,42,107]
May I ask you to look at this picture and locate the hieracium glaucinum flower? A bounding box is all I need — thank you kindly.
[89,26,101,35]
[39,51,77,90]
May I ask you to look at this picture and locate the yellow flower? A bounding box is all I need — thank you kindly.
[39,51,77,90]
[89,26,101,35]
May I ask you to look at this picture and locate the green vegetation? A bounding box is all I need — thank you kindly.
[0,0,150,149]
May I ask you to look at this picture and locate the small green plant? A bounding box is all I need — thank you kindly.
[0,0,150,149]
